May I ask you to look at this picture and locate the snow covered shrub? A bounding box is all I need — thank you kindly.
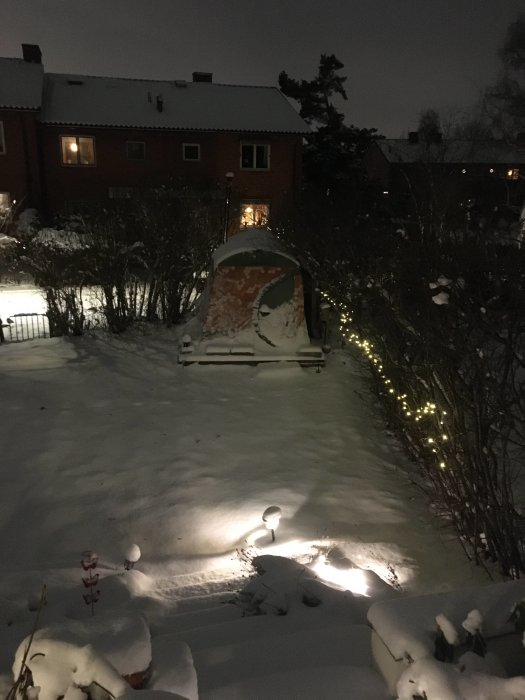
[76,186,223,330]
[12,638,128,700]
[18,225,90,336]
[10,186,223,334]
[0,209,39,284]
[0,233,20,284]
[284,196,525,578]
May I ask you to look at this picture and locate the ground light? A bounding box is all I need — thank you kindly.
[262,506,282,542]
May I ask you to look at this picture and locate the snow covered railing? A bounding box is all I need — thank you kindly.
[0,313,50,343]
[367,578,525,697]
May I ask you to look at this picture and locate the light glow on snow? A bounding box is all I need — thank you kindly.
[310,555,370,596]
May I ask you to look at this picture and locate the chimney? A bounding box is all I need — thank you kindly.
[408,131,419,144]
[22,44,42,64]
[156,94,164,112]
[192,71,213,83]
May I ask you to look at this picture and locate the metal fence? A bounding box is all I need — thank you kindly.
[0,313,50,343]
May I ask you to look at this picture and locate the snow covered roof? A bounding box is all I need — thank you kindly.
[377,139,525,165]
[0,58,44,110]
[41,73,310,133]
[212,228,299,269]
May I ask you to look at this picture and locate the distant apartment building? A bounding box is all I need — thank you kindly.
[0,45,309,231]
[364,133,525,226]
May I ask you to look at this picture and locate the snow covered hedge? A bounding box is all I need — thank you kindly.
[284,206,525,579]
[12,188,224,335]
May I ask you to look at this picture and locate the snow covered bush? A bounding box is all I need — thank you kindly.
[282,196,525,578]
[12,639,128,700]
[12,186,224,335]
[10,612,153,700]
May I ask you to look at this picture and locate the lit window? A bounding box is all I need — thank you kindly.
[60,136,95,166]
[0,121,5,154]
[241,144,270,169]
[461,168,467,174]
[183,143,200,161]
[507,168,520,180]
[489,168,495,174]
[0,193,10,211]
[126,141,145,160]
[241,202,270,227]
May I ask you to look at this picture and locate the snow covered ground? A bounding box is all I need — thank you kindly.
[0,287,491,698]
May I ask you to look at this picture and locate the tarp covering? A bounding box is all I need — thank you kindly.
[203,229,309,350]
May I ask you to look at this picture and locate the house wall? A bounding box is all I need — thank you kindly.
[0,110,41,209]
[362,142,390,188]
[40,126,303,221]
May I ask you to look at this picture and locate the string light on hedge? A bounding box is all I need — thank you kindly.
[320,290,452,472]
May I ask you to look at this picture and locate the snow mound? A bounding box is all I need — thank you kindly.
[21,613,151,678]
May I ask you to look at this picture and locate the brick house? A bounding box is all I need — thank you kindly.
[0,45,44,213]
[364,135,525,227]
[1,46,309,231]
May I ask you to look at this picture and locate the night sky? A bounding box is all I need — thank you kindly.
[2,0,524,137]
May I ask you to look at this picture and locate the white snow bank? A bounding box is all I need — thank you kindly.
[368,578,525,662]
[120,691,189,699]
[202,664,390,700]
[12,640,127,700]
[397,657,525,700]
[149,634,198,700]
[212,228,298,269]
[22,613,151,677]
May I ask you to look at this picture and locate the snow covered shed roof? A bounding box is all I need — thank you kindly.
[212,228,299,269]
[41,73,310,133]
[0,58,44,110]
[377,139,525,165]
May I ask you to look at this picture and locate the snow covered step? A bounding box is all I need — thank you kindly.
[192,623,384,697]
[152,569,244,597]
[153,602,242,635]
[181,604,359,650]
[198,664,390,700]
[165,590,235,613]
